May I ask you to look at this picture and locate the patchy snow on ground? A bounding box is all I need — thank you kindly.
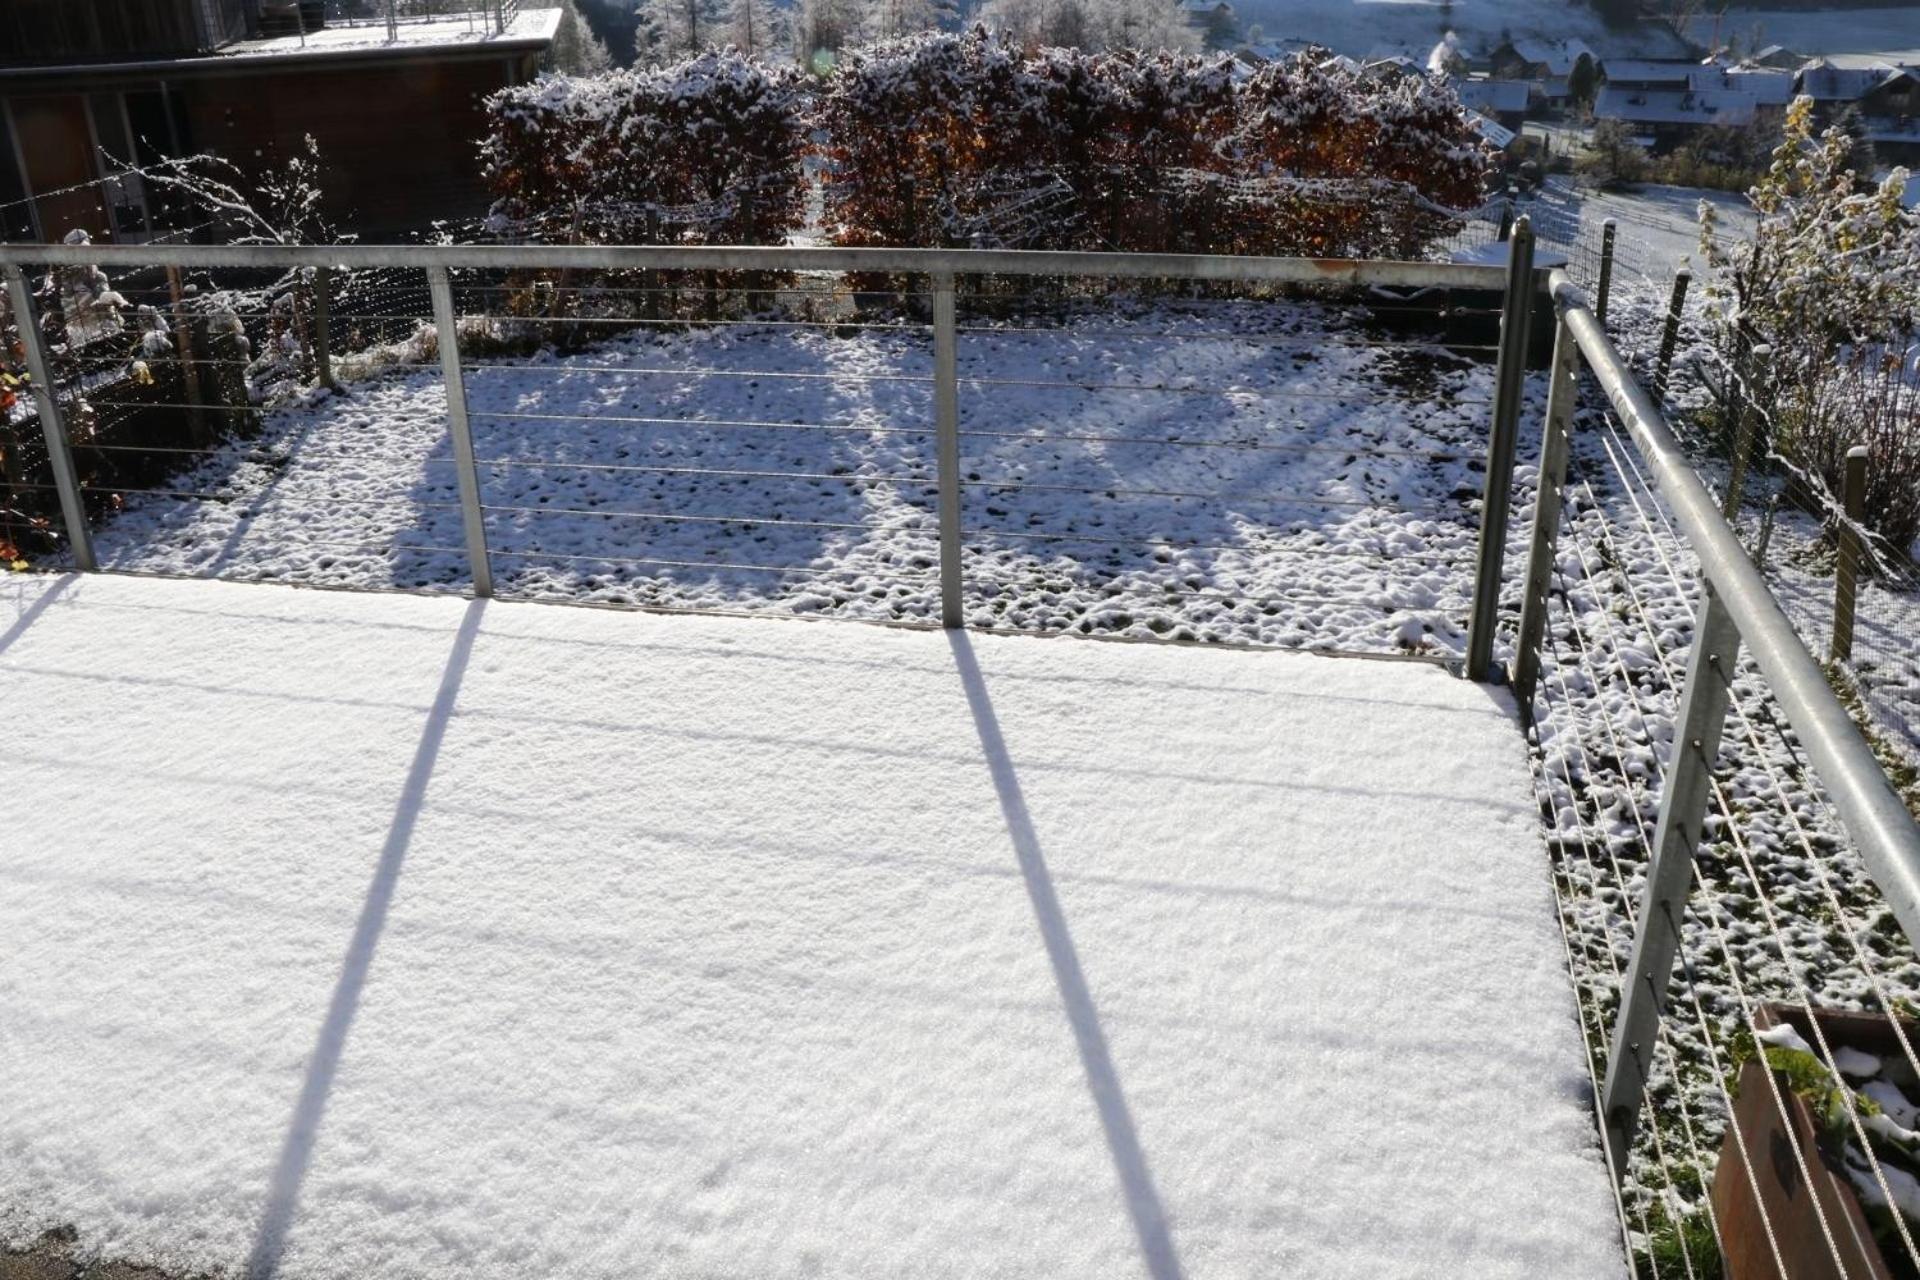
[0,571,1623,1280]
[1517,178,1756,302]
[83,302,1508,655]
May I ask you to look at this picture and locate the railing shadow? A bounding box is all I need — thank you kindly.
[946,628,1184,1280]
[244,597,485,1278]
[0,574,76,656]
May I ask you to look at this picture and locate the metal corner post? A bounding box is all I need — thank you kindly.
[427,266,493,598]
[5,264,95,571]
[313,265,335,391]
[1510,310,1579,715]
[1599,581,1740,1178]
[932,270,962,629]
[1595,219,1616,327]
[1833,444,1868,663]
[1466,217,1535,681]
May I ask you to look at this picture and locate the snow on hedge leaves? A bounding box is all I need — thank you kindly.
[480,32,1492,257]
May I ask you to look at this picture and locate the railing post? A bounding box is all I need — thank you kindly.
[313,265,335,391]
[427,266,493,598]
[1654,268,1690,399]
[1722,342,1768,520]
[1465,216,1534,681]
[1832,445,1867,664]
[1510,310,1579,715]
[164,264,209,446]
[1600,582,1740,1178]
[1595,219,1616,327]
[4,265,95,571]
[1754,493,1780,571]
[933,269,962,629]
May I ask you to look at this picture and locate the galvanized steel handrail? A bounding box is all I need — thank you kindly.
[0,239,1526,641]
[1551,268,1920,942]
[1542,268,1920,1179]
[0,240,1510,290]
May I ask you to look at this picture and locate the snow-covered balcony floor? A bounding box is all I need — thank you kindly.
[0,573,1623,1280]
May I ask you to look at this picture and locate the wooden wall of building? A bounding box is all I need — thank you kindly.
[181,55,533,235]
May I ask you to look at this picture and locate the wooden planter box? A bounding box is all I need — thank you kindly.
[1711,1002,1916,1280]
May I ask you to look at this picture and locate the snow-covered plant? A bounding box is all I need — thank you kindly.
[46,230,129,351]
[479,52,809,248]
[1425,30,1465,78]
[1233,54,1489,257]
[635,0,728,63]
[1699,97,1920,554]
[980,0,1200,52]
[124,136,346,248]
[816,33,1487,258]
[724,0,788,59]
[548,0,615,74]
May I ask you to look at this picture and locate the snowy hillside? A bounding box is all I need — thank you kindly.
[1232,0,1687,60]
[1690,5,1920,61]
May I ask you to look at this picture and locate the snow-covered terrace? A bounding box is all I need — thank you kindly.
[0,570,1624,1278]
[216,8,561,64]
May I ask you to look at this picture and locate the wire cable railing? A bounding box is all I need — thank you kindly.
[1,239,1519,652]
[1514,266,1920,1277]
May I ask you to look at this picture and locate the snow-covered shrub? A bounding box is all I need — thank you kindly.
[816,31,1488,259]
[815,30,1051,250]
[479,52,809,248]
[47,230,128,352]
[1233,54,1487,258]
[1700,98,1920,555]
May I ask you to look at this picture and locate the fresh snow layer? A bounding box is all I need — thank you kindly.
[0,573,1622,1280]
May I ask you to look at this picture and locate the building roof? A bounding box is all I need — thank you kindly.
[1506,38,1591,76]
[1453,78,1531,114]
[1467,110,1516,149]
[1750,44,1803,69]
[223,8,561,59]
[1594,85,1758,128]
[1601,59,1696,86]
[0,7,559,82]
[1721,67,1796,105]
[1796,61,1892,101]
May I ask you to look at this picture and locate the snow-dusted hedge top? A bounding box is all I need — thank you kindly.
[479,34,1490,258]
[479,51,810,245]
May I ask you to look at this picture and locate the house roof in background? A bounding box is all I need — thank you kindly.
[1594,84,1758,127]
[1467,111,1516,148]
[1796,60,1891,100]
[1721,66,1795,104]
[1453,78,1531,113]
[1508,38,1592,75]
[1601,59,1696,85]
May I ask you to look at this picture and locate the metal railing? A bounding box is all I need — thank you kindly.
[0,237,1522,652]
[317,0,519,35]
[1516,263,1920,1274]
